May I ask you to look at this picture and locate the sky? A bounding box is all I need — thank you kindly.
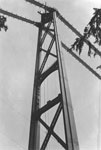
[0,0,101,150]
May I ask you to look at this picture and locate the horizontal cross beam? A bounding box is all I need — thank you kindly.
[61,42,101,80]
[26,0,54,12]
[57,11,101,57]
[0,8,40,27]
[37,94,61,116]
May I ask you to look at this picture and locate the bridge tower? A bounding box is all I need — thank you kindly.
[28,10,79,150]
[1,1,101,150]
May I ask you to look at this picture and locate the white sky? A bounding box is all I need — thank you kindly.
[0,0,101,150]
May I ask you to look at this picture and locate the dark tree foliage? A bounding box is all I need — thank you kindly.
[0,15,8,31]
[84,8,101,45]
[71,8,101,58]
[71,37,85,55]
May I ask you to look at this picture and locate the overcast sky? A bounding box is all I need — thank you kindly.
[0,0,101,150]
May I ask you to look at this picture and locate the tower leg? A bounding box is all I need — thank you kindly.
[53,12,79,150]
[28,27,42,150]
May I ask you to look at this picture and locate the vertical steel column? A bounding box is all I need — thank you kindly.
[28,26,42,150]
[53,12,79,150]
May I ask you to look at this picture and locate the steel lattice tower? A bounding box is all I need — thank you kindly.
[0,1,101,150]
[28,11,79,150]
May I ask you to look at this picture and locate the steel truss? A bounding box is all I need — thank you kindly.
[28,11,79,150]
[0,1,101,150]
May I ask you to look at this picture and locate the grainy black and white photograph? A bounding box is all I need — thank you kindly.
[0,0,101,150]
